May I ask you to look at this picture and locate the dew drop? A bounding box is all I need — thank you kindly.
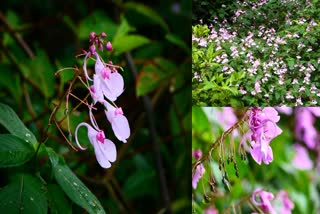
[30,197,34,201]
[73,182,78,186]
[25,133,31,137]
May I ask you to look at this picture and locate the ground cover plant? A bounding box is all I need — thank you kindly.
[0,1,191,213]
[192,107,320,213]
[192,0,320,106]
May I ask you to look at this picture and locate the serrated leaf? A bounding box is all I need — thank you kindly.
[0,174,47,214]
[124,2,169,32]
[46,148,105,214]
[0,134,34,168]
[113,35,150,56]
[0,103,37,145]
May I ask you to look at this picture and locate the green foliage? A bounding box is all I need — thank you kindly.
[0,103,37,145]
[0,134,34,168]
[0,0,190,213]
[193,0,320,106]
[47,148,105,214]
[0,174,47,214]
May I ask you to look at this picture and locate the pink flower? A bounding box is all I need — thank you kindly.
[276,191,294,214]
[252,189,276,214]
[94,54,124,101]
[245,107,282,165]
[292,144,313,170]
[205,206,218,214]
[192,163,205,189]
[75,122,116,168]
[104,101,130,143]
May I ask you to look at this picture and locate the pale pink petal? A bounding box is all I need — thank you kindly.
[250,144,263,165]
[109,72,124,97]
[91,75,104,104]
[92,138,117,168]
[94,53,104,75]
[101,81,117,101]
[111,114,130,143]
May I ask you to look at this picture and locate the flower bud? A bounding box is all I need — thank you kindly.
[89,32,96,40]
[89,45,96,55]
[99,43,103,52]
[106,42,113,51]
[101,32,107,38]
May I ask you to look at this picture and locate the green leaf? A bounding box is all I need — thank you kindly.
[124,2,169,32]
[47,184,72,214]
[0,174,47,214]
[0,103,37,145]
[113,34,150,56]
[113,16,135,39]
[165,34,190,53]
[78,11,117,40]
[46,148,105,214]
[0,134,35,168]
[136,64,164,96]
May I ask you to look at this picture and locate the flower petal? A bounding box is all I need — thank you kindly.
[94,53,104,75]
[111,114,130,143]
[93,138,117,168]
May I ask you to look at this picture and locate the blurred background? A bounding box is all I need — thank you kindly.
[0,0,191,213]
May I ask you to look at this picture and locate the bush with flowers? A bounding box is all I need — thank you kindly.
[192,0,320,106]
[192,106,320,213]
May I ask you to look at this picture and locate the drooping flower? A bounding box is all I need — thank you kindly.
[94,54,124,101]
[75,122,116,168]
[104,101,130,143]
[244,107,282,165]
[252,189,276,214]
[74,107,117,168]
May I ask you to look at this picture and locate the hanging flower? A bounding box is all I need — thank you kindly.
[75,108,117,168]
[104,101,130,143]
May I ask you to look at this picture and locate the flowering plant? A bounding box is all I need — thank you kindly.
[192,107,320,213]
[192,0,320,106]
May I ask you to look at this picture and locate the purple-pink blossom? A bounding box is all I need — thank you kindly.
[252,189,276,214]
[241,107,282,165]
[292,144,313,170]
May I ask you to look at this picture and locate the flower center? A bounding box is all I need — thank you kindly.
[96,131,105,143]
[101,67,111,79]
[115,107,123,115]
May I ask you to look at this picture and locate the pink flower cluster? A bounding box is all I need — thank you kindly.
[75,32,130,168]
[252,188,294,214]
[241,107,282,165]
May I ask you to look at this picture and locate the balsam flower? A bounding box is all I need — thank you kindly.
[94,53,124,101]
[241,107,282,165]
[75,108,117,168]
[252,189,276,214]
[104,101,130,143]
